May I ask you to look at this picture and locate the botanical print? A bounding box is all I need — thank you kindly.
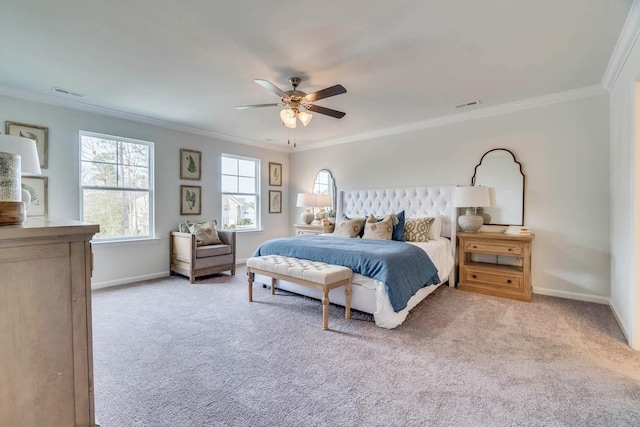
[269,190,281,213]
[180,149,202,180]
[22,176,48,216]
[269,162,282,186]
[5,121,49,169]
[180,185,201,215]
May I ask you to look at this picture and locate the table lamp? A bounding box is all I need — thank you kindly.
[0,134,41,225]
[454,186,491,233]
[296,192,317,224]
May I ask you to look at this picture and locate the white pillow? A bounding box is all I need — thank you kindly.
[408,215,442,240]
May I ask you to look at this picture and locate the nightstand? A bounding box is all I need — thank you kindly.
[457,232,534,302]
[294,223,335,235]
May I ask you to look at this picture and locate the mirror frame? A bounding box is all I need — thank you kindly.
[312,169,337,210]
[471,148,525,226]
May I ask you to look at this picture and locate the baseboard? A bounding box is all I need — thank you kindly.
[92,271,170,290]
[609,298,632,345]
[533,287,610,305]
[236,258,247,265]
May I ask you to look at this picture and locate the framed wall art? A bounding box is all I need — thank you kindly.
[269,162,282,186]
[269,190,282,214]
[180,185,201,215]
[5,121,49,169]
[22,176,48,217]
[180,149,202,180]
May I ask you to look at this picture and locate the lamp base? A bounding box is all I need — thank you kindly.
[0,201,26,225]
[458,213,483,233]
[300,212,314,225]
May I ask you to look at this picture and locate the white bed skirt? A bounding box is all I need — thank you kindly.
[253,274,443,329]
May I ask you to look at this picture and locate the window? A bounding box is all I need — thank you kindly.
[80,131,154,240]
[221,154,260,231]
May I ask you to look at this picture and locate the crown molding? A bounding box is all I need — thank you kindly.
[602,0,640,90]
[295,85,607,152]
[0,86,290,153]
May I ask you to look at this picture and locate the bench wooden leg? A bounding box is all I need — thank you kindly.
[271,277,276,295]
[345,281,352,320]
[247,270,253,302]
[322,288,329,331]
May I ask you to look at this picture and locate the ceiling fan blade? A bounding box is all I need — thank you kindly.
[235,103,282,110]
[254,79,289,98]
[304,84,347,102]
[306,104,346,119]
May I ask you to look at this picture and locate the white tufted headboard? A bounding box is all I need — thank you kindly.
[336,185,457,285]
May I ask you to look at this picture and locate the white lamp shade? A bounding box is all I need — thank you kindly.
[296,192,317,207]
[316,193,331,208]
[454,186,491,208]
[298,110,312,126]
[280,109,297,129]
[0,134,41,175]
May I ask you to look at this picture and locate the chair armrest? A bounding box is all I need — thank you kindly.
[170,231,197,263]
[218,230,236,249]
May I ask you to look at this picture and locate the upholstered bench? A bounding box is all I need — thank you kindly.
[246,255,353,330]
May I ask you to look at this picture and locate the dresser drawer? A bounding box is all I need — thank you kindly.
[464,240,523,256]
[463,268,523,290]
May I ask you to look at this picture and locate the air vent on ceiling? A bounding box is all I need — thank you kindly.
[455,99,481,109]
[52,87,84,97]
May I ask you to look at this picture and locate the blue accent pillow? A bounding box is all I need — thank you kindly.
[392,210,405,242]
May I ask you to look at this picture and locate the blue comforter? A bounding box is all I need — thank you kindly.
[253,236,440,312]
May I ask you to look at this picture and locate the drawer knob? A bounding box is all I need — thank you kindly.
[508,248,512,251]
[507,279,512,284]
[472,274,477,279]
[472,245,477,249]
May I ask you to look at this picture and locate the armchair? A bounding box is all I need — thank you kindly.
[170,229,236,283]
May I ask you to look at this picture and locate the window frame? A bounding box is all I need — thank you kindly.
[221,153,261,232]
[79,130,155,242]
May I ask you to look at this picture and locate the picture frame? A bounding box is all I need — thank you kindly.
[269,162,282,186]
[180,149,202,180]
[22,176,48,217]
[5,121,49,169]
[180,185,201,215]
[269,190,282,214]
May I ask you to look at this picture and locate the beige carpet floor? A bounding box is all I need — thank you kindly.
[92,267,640,426]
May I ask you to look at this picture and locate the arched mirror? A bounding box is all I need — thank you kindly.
[312,169,336,210]
[472,148,524,226]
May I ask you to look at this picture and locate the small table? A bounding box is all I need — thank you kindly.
[294,223,335,235]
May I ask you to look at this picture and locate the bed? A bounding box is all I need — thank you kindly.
[252,185,457,328]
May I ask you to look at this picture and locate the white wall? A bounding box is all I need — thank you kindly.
[290,95,611,302]
[610,30,640,349]
[0,95,290,287]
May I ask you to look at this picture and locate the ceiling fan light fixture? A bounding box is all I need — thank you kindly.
[298,110,312,126]
[280,108,297,128]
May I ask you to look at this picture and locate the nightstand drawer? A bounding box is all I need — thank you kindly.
[464,241,523,256]
[464,268,522,290]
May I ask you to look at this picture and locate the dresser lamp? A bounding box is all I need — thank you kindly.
[296,192,317,224]
[454,186,491,233]
[0,134,41,225]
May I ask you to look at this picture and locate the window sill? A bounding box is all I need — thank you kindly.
[91,236,162,248]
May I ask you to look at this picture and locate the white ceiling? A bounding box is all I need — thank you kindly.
[0,0,633,150]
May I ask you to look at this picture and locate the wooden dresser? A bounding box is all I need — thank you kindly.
[0,217,100,427]
[457,232,534,302]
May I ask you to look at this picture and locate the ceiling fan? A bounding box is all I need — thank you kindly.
[235,77,347,128]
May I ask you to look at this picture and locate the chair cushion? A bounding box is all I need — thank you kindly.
[195,244,232,258]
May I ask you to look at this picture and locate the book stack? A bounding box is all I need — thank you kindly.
[504,226,532,236]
